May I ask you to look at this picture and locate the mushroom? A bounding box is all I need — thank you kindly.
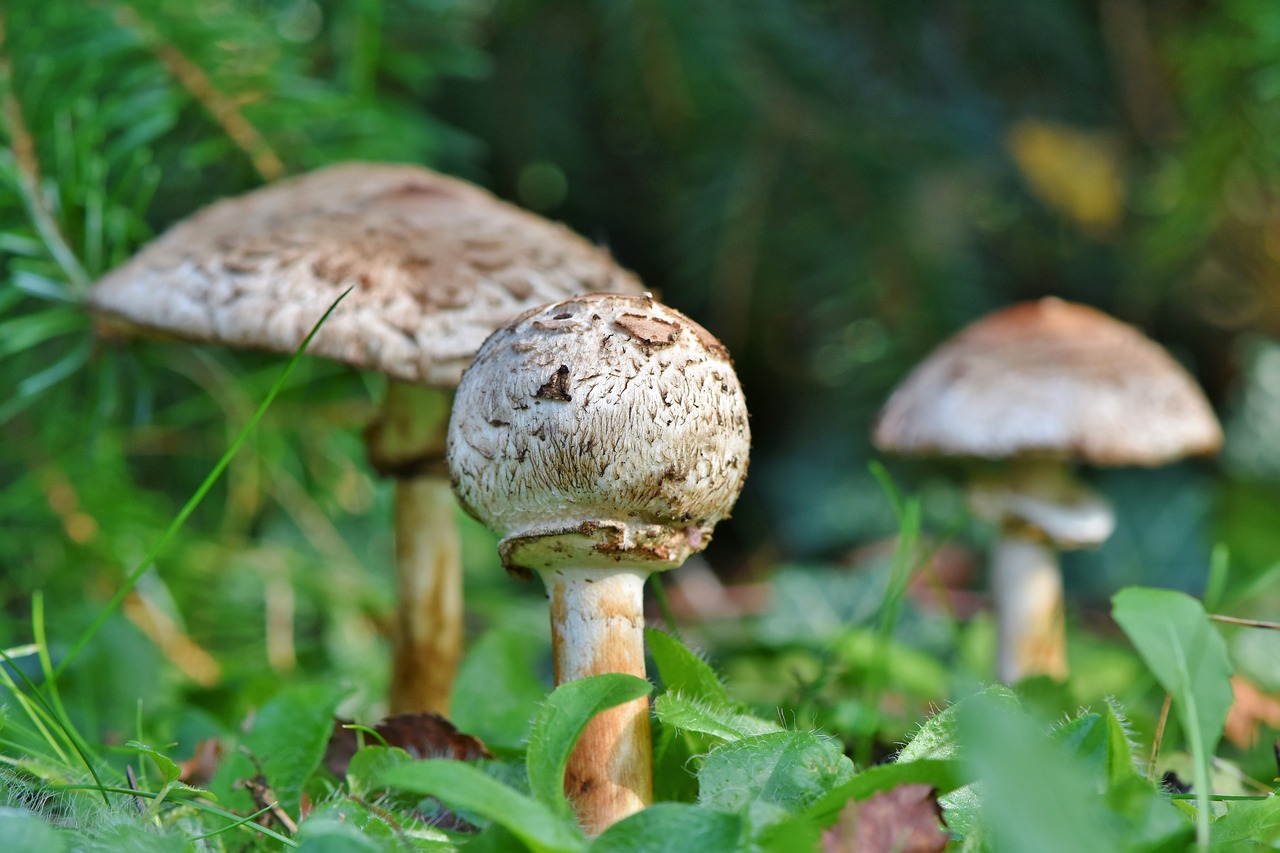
[446,293,750,833]
[874,298,1221,682]
[89,162,644,713]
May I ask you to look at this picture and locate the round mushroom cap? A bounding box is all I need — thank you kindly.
[874,298,1223,466]
[447,294,751,575]
[89,163,644,388]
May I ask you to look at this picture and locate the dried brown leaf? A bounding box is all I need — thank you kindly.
[823,783,949,853]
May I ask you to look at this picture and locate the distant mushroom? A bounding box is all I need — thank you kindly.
[874,298,1221,682]
[89,163,644,713]
[447,293,750,833]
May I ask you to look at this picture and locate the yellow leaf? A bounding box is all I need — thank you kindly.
[1007,119,1123,234]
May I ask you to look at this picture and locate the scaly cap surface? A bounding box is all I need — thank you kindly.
[90,162,644,387]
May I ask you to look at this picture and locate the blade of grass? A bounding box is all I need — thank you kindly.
[53,288,351,678]
[54,785,297,846]
[0,643,108,804]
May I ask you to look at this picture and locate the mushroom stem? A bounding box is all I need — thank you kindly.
[540,567,652,835]
[367,381,463,715]
[991,533,1067,682]
[389,476,463,714]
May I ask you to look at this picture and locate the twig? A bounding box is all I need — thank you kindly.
[1210,613,1280,631]
[1147,692,1172,783]
[0,10,92,293]
[112,2,285,182]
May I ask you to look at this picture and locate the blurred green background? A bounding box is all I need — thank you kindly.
[4,0,1280,768]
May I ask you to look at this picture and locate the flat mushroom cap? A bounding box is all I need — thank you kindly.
[874,298,1223,466]
[89,162,645,388]
[447,294,751,575]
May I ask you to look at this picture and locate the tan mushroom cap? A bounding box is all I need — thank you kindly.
[89,162,645,387]
[874,298,1223,466]
[447,293,751,575]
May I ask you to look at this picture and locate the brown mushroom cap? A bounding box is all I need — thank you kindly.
[874,298,1223,466]
[89,163,644,387]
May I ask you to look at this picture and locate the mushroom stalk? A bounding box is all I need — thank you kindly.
[389,476,463,714]
[542,567,652,835]
[367,381,462,715]
[991,533,1067,682]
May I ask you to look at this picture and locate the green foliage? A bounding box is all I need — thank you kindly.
[526,674,652,821]
[1114,587,1235,848]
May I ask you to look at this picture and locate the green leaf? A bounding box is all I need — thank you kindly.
[345,746,412,799]
[453,628,549,750]
[296,816,387,852]
[804,759,966,827]
[646,629,730,706]
[0,808,66,853]
[527,674,652,819]
[957,693,1122,853]
[1052,700,1140,791]
[1210,796,1280,847]
[244,683,348,818]
[653,693,783,743]
[591,803,745,852]
[124,739,181,785]
[382,760,586,853]
[896,685,1019,762]
[1113,587,1233,849]
[697,731,855,832]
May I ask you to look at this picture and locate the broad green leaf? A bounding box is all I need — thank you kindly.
[0,808,66,853]
[453,628,549,750]
[697,731,855,832]
[591,803,745,852]
[646,629,730,706]
[345,746,412,799]
[958,693,1121,853]
[296,816,387,852]
[382,760,586,853]
[896,685,1019,762]
[1113,587,1233,848]
[653,693,783,743]
[804,759,966,826]
[1210,796,1280,846]
[527,674,652,819]
[244,683,348,817]
[1052,700,1139,791]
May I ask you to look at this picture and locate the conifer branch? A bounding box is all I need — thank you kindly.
[112,2,286,182]
[0,10,92,294]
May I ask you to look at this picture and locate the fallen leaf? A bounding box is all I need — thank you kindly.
[1007,118,1123,234]
[823,783,948,853]
[1224,674,1280,748]
[325,712,491,777]
[177,738,224,786]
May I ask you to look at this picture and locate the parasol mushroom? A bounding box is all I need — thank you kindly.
[89,162,644,713]
[447,293,750,833]
[874,297,1221,682]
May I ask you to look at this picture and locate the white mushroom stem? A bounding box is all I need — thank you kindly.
[540,567,652,835]
[390,477,463,714]
[366,381,462,715]
[972,458,1115,683]
[991,534,1067,682]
